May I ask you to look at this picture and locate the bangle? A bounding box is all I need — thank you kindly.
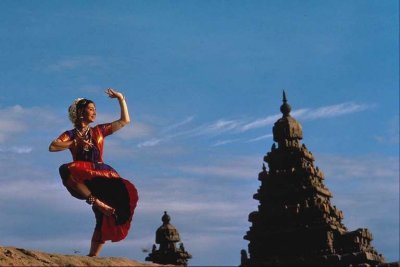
[86,194,96,205]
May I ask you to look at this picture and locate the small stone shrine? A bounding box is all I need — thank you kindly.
[241,92,390,267]
[146,211,192,266]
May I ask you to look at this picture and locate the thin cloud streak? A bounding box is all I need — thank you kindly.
[198,119,242,135]
[246,134,273,143]
[137,138,162,148]
[46,56,104,72]
[178,163,258,180]
[162,116,195,133]
[240,103,372,133]
[136,101,373,147]
[299,102,373,120]
[0,146,33,154]
[136,117,195,147]
[240,115,280,132]
[213,139,242,147]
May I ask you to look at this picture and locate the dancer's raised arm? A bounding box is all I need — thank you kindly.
[105,88,130,133]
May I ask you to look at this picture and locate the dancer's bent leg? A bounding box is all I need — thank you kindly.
[59,164,115,216]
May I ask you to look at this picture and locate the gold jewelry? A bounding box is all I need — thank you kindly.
[86,194,96,205]
[76,126,90,138]
[75,126,92,151]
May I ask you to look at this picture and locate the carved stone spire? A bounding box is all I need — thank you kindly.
[146,211,192,266]
[273,91,303,148]
[241,92,387,267]
[280,90,291,116]
[162,211,171,224]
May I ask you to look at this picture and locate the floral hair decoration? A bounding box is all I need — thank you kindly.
[68,98,84,124]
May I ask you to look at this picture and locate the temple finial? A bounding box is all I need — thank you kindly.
[162,211,170,224]
[280,90,291,116]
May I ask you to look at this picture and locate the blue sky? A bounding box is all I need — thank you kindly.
[0,1,398,265]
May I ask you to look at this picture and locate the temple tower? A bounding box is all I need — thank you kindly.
[146,211,192,266]
[241,92,386,267]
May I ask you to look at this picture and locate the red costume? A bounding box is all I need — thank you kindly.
[57,123,138,242]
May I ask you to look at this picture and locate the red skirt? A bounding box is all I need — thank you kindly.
[59,161,139,243]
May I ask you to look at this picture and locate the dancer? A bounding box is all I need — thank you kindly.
[49,88,138,257]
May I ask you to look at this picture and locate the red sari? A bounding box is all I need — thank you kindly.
[57,123,138,242]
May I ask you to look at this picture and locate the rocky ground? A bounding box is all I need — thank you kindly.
[0,246,165,266]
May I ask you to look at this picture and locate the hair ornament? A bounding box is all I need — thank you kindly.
[68,98,84,124]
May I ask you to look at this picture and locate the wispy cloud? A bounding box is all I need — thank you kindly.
[179,165,254,178]
[0,105,61,143]
[135,117,196,148]
[137,138,162,148]
[177,156,261,179]
[374,116,399,145]
[240,115,280,132]
[0,146,33,154]
[299,102,374,120]
[196,119,243,136]
[212,138,242,147]
[240,102,372,133]
[246,134,273,143]
[317,154,399,182]
[46,56,104,72]
[116,123,154,140]
[136,101,373,148]
[162,116,195,133]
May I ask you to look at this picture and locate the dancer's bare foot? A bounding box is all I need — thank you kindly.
[86,194,115,216]
[87,230,104,257]
[87,243,102,257]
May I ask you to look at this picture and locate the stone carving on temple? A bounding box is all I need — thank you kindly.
[241,92,392,267]
[146,211,192,266]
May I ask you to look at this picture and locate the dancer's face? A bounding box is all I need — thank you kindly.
[83,103,96,123]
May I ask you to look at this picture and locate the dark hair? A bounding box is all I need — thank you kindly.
[75,99,95,126]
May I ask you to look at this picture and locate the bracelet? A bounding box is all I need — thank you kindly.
[86,194,96,205]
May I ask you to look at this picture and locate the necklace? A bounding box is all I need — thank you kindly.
[75,126,93,152]
[76,126,90,138]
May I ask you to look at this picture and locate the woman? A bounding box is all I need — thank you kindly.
[49,88,138,257]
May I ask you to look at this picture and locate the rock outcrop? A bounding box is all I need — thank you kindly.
[0,246,163,266]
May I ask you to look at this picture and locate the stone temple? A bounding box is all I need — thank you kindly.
[240,92,394,267]
[146,211,192,266]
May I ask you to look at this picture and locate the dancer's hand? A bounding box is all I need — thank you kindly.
[105,88,124,100]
